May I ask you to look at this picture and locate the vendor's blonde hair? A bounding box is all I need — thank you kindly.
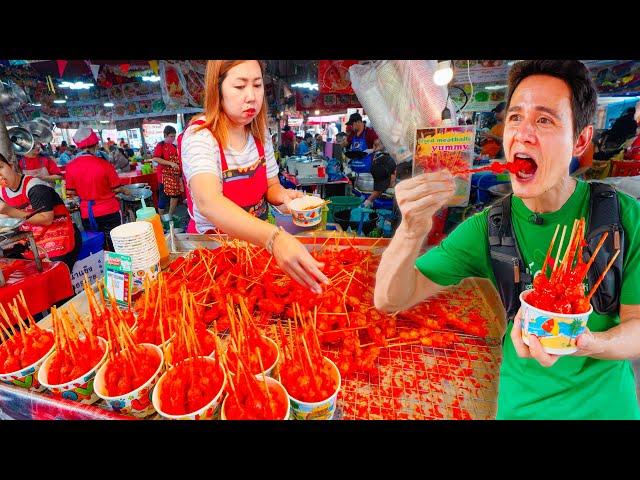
[195,60,268,149]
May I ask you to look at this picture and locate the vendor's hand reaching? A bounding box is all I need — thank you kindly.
[280,188,304,212]
[395,170,456,239]
[271,230,330,294]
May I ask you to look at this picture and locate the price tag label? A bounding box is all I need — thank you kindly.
[103,252,132,308]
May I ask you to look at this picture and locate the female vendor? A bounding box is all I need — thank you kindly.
[180,60,329,294]
[0,152,80,271]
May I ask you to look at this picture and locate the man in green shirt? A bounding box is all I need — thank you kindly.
[374,60,640,420]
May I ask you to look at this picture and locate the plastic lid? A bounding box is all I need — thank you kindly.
[136,206,157,220]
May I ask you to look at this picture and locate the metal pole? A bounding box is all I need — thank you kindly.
[0,111,16,164]
[138,120,147,156]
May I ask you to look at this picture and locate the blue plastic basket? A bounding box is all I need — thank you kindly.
[77,231,105,261]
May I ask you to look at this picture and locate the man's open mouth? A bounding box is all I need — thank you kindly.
[512,153,538,180]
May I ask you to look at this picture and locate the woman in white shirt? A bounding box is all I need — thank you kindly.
[180,60,329,294]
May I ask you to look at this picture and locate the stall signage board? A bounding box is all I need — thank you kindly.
[413,125,475,207]
[103,252,132,308]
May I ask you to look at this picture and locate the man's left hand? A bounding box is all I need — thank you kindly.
[511,307,560,367]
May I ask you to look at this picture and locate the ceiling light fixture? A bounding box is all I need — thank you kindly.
[53,99,67,104]
[59,81,94,90]
[104,102,115,107]
[485,85,507,90]
[433,60,454,86]
[291,82,318,91]
[141,75,161,82]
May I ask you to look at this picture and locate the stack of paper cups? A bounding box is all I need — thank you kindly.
[110,221,161,294]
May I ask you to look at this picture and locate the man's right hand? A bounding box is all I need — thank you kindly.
[395,170,456,238]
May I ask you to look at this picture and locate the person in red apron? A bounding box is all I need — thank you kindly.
[152,126,179,215]
[0,152,80,272]
[180,60,329,294]
[65,128,129,252]
[18,143,63,186]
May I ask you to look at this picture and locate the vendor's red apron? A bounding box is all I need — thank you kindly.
[19,156,50,180]
[0,175,75,259]
[178,121,269,234]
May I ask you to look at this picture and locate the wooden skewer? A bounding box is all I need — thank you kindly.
[539,224,560,277]
[562,218,584,276]
[582,231,610,277]
[256,350,275,418]
[552,225,567,274]
[11,298,29,333]
[560,220,579,271]
[0,318,12,341]
[17,290,39,329]
[104,314,116,363]
[69,304,95,351]
[586,249,621,303]
[0,304,16,336]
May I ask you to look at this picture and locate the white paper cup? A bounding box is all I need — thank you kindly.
[152,357,226,420]
[221,375,290,420]
[285,357,341,420]
[37,337,108,404]
[289,196,323,227]
[94,343,164,418]
[0,329,55,392]
[519,289,592,355]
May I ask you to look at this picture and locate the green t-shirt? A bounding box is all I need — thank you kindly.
[415,180,640,420]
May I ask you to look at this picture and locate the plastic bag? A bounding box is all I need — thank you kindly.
[348,60,456,165]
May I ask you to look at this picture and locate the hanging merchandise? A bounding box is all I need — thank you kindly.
[348,60,455,164]
[348,63,411,163]
[318,60,358,94]
[159,61,202,109]
[148,60,159,75]
[89,63,101,81]
[56,60,67,77]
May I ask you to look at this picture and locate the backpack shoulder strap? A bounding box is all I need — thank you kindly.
[585,182,624,314]
[488,194,531,321]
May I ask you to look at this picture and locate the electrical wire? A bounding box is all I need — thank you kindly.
[467,60,474,106]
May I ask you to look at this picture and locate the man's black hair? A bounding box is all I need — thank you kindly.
[163,125,177,136]
[506,60,597,139]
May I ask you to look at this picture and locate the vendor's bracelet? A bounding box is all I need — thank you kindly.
[266,226,284,255]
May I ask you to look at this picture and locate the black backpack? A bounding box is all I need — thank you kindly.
[488,182,624,320]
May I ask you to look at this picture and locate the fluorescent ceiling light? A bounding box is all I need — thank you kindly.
[485,85,507,90]
[59,81,94,90]
[53,99,67,104]
[598,96,640,105]
[100,120,110,124]
[433,60,453,86]
[31,103,42,107]
[291,82,318,91]
[507,60,521,66]
[142,75,161,82]
[104,102,115,107]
